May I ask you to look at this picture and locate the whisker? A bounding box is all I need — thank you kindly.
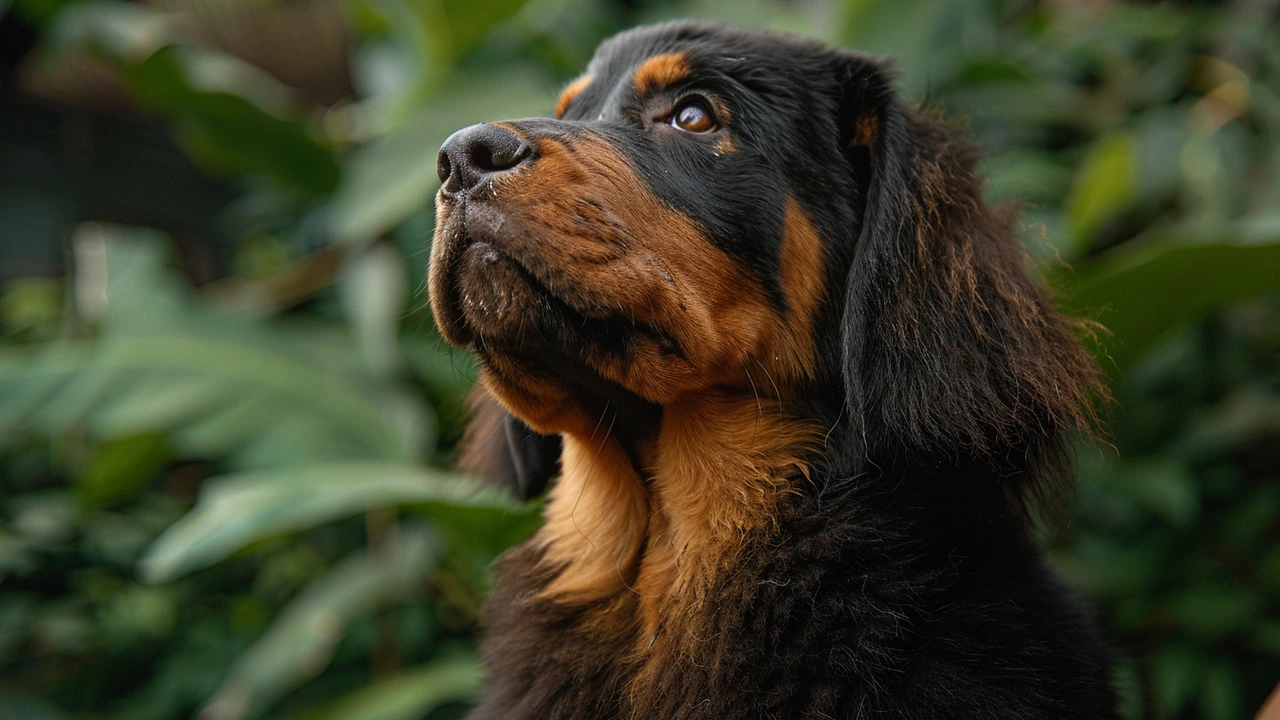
[753,357,782,407]
[823,404,846,450]
[570,404,618,546]
[744,362,763,418]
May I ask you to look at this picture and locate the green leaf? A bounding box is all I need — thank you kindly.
[79,222,194,331]
[77,432,171,507]
[1249,621,1280,659]
[281,655,483,720]
[0,336,417,460]
[837,0,972,93]
[1066,242,1280,370]
[137,461,518,583]
[339,243,409,378]
[1066,132,1136,254]
[199,526,443,720]
[1116,458,1200,528]
[1199,660,1244,720]
[39,0,166,55]
[1151,645,1203,720]
[1110,657,1145,720]
[1166,585,1263,640]
[434,0,539,64]
[980,150,1073,205]
[1181,389,1280,463]
[0,277,63,338]
[1050,534,1170,601]
[44,4,339,194]
[123,48,339,194]
[5,226,429,460]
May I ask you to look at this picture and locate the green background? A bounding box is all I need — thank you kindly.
[0,0,1277,718]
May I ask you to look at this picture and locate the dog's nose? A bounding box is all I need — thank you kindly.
[437,124,532,195]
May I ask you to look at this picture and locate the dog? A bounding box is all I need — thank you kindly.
[428,21,1117,719]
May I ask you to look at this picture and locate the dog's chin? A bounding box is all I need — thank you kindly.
[452,240,546,345]
[447,234,611,376]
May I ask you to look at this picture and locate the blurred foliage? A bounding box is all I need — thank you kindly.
[0,0,1277,719]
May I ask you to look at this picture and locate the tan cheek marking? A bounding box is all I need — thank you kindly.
[772,197,827,380]
[555,74,593,119]
[633,53,690,95]
[536,431,649,602]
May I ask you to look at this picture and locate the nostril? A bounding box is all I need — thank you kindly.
[436,149,453,185]
[470,137,531,174]
[468,143,498,174]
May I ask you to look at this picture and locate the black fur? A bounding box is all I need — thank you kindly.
[437,21,1116,719]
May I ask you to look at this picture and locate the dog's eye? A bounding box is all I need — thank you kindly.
[670,99,716,133]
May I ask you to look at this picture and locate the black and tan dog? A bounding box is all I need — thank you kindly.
[429,21,1117,719]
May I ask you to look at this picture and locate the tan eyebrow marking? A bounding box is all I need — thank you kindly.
[556,74,594,118]
[633,53,690,95]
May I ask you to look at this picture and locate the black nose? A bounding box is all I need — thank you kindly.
[437,124,532,195]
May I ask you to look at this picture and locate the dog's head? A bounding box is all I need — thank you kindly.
[430,22,1103,503]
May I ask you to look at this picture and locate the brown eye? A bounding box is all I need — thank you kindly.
[671,100,716,132]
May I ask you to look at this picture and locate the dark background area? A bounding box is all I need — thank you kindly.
[0,0,1278,718]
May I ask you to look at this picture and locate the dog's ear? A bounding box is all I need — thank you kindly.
[834,52,1105,482]
[457,386,561,500]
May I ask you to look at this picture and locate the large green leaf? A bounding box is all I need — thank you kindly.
[1097,457,1200,529]
[124,48,340,194]
[1066,241,1280,371]
[1167,585,1264,642]
[45,2,340,194]
[136,461,519,583]
[0,335,420,462]
[0,227,431,465]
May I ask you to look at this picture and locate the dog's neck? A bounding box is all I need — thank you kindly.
[532,386,820,618]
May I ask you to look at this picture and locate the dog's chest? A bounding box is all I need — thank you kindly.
[468,540,785,719]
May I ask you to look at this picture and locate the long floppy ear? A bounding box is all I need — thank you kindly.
[457,386,561,500]
[836,53,1105,484]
